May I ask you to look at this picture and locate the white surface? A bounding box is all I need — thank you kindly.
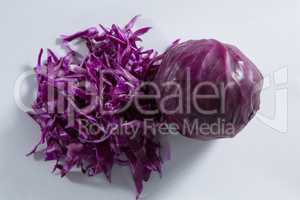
[1,0,300,200]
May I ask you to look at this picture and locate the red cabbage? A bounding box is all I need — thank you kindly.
[27,17,264,198]
[154,39,263,139]
[27,16,165,199]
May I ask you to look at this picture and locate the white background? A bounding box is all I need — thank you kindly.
[0,0,300,200]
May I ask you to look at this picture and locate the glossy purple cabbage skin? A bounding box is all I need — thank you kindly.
[27,16,166,199]
[155,39,263,140]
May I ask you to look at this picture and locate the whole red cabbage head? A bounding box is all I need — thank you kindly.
[155,39,263,139]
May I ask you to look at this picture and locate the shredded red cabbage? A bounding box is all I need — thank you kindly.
[28,16,166,199]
